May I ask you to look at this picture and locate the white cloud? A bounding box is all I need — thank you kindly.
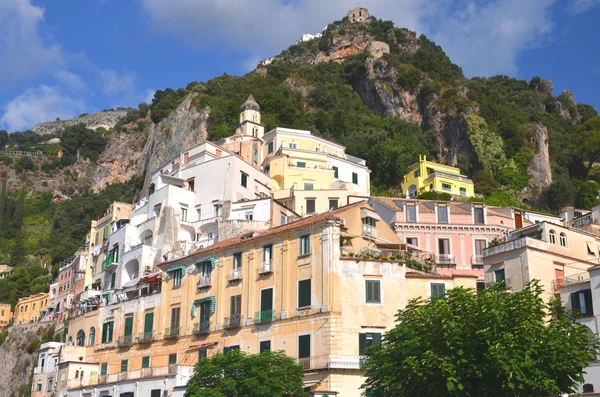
[55,71,87,92]
[99,69,136,97]
[144,89,156,104]
[138,0,556,77]
[0,86,84,131]
[567,0,600,15]
[0,0,64,90]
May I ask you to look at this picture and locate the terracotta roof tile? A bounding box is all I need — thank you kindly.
[487,208,514,220]
[449,204,471,215]
[370,196,403,212]
[418,203,434,213]
[159,201,369,267]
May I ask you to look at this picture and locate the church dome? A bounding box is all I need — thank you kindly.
[240,94,261,112]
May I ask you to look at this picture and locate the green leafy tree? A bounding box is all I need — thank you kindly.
[465,114,506,175]
[184,350,306,397]
[575,181,600,209]
[542,177,574,212]
[0,178,6,235]
[60,123,107,166]
[575,116,600,180]
[12,187,25,229]
[9,230,26,266]
[362,282,598,397]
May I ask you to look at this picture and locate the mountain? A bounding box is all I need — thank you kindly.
[0,10,599,305]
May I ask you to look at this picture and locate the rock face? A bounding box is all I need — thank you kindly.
[32,111,127,135]
[556,89,581,124]
[527,123,552,192]
[139,94,210,193]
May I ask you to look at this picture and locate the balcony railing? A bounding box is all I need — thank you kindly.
[118,372,128,381]
[223,315,243,330]
[228,268,242,282]
[552,272,590,291]
[101,253,117,270]
[471,255,484,267]
[362,224,377,238]
[117,335,133,347]
[164,327,180,339]
[254,309,275,324]
[197,276,211,289]
[137,332,154,343]
[485,279,511,290]
[296,355,367,371]
[436,254,456,266]
[193,321,210,335]
[258,261,273,275]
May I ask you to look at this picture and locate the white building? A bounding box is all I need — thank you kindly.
[296,33,322,44]
[32,342,63,396]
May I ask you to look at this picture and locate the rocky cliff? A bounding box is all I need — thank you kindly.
[32,111,127,135]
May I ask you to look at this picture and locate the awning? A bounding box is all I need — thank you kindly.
[587,241,597,256]
[360,209,381,221]
[166,265,187,280]
[141,272,161,283]
[191,296,216,318]
[195,257,216,270]
[187,341,218,351]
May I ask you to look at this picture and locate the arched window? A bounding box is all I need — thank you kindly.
[80,371,84,379]
[76,330,85,347]
[583,384,594,393]
[88,327,96,346]
[549,230,556,244]
[75,370,79,379]
[36,381,42,391]
[559,232,567,247]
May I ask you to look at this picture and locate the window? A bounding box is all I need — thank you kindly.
[196,207,201,221]
[297,161,306,168]
[414,170,420,178]
[230,295,242,321]
[245,213,253,221]
[241,172,248,188]
[359,333,382,355]
[559,232,567,247]
[263,245,272,264]
[298,335,310,359]
[438,239,450,255]
[474,207,484,224]
[583,384,595,393]
[304,183,314,190]
[47,379,53,391]
[299,235,310,256]
[459,187,467,196]
[198,349,208,360]
[267,142,274,153]
[224,345,240,354]
[365,280,381,303]
[332,166,339,178]
[120,360,128,372]
[100,363,108,376]
[180,207,189,222]
[32,303,36,310]
[495,269,506,287]
[406,204,416,222]
[315,146,320,152]
[549,230,556,244]
[170,307,181,331]
[172,268,183,287]
[430,283,446,298]
[329,199,338,210]
[76,330,85,346]
[37,381,42,391]
[352,172,358,185]
[101,321,114,343]
[168,353,177,365]
[280,215,286,225]
[142,356,150,368]
[305,199,315,214]
[289,142,298,149]
[187,179,195,192]
[442,183,452,191]
[572,290,594,316]
[438,206,448,223]
[260,340,271,353]
[154,204,162,217]
[124,315,134,339]
[406,237,418,246]
[144,311,154,335]
[151,391,162,397]
[213,204,221,217]
[197,260,212,277]
[41,358,45,369]
[292,278,311,311]
[233,253,242,269]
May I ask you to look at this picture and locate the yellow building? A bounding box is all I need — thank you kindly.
[0,303,12,327]
[402,155,475,198]
[14,292,49,325]
[65,201,441,396]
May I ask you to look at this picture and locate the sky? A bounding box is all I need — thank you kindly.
[1,0,600,132]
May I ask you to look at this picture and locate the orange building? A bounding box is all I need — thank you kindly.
[14,293,49,325]
[0,303,12,328]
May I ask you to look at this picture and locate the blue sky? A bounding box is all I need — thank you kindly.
[1,0,600,132]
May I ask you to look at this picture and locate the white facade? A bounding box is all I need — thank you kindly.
[296,33,322,43]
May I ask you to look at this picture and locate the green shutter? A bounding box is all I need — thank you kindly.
[124,316,133,337]
[169,354,177,365]
[333,166,338,178]
[151,390,161,397]
[298,335,311,358]
[373,333,382,346]
[100,363,108,376]
[191,296,216,318]
[120,360,128,372]
[142,356,150,368]
[359,333,366,355]
[144,312,154,333]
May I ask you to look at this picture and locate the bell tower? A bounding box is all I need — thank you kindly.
[237,94,264,139]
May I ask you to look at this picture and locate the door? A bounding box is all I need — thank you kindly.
[555,268,564,289]
[124,316,133,341]
[170,307,180,331]
[515,211,523,229]
[200,301,211,332]
[260,288,273,322]
[144,312,154,335]
[230,295,241,327]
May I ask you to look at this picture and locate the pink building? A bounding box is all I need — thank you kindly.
[369,197,519,277]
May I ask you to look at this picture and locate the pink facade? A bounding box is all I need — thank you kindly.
[369,198,517,277]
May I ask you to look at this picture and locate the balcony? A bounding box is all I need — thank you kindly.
[117,335,133,347]
[254,309,275,325]
[552,272,590,291]
[86,365,193,387]
[485,279,511,290]
[483,236,547,258]
[258,261,273,275]
[471,255,484,267]
[137,332,154,343]
[197,276,211,289]
[436,254,456,266]
[193,321,210,335]
[223,315,243,330]
[164,327,180,339]
[118,372,128,381]
[228,268,242,282]
[296,355,367,371]
[101,253,118,271]
[362,224,377,239]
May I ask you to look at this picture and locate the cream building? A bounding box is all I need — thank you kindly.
[0,303,12,328]
[14,292,49,325]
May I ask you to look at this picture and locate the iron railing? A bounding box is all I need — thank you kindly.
[436,254,456,266]
[164,327,180,339]
[197,276,211,288]
[228,268,242,282]
[254,310,275,324]
[471,255,484,267]
[258,261,273,274]
[193,321,210,335]
[137,332,154,343]
[117,335,133,346]
[362,224,377,238]
[223,315,243,329]
[485,279,511,290]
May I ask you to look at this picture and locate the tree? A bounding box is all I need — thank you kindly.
[12,187,25,230]
[465,114,507,176]
[575,116,600,180]
[184,350,306,397]
[362,282,598,397]
[0,178,6,235]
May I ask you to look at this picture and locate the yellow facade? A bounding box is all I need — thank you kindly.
[14,293,49,325]
[65,202,419,395]
[0,303,12,327]
[402,155,475,198]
